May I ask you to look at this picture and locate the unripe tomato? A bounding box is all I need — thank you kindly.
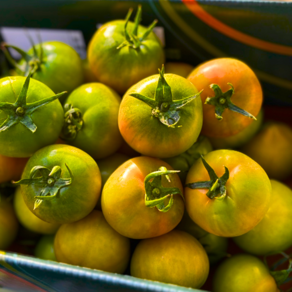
[102,156,184,239]
[14,187,60,234]
[131,230,209,289]
[213,254,279,292]
[54,210,130,274]
[0,197,18,250]
[34,235,56,261]
[88,7,164,95]
[0,76,64,157]
[241,121,292,180]
[233,180,292,255]
[15,144,102,224]
[188,58,262,138]
[185,150,271,237]
[119,69,203,158]
[61,83,123,159]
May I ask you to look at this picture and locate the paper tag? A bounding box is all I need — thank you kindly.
[0,27,87,59]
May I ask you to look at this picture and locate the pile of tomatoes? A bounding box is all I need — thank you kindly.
[1,6,292,292]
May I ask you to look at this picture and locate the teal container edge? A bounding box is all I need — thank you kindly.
[0,252,210,292]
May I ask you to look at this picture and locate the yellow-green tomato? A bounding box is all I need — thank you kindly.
[209,109,263,149]
[233,180,292,255]
[213,254,279,292]
[34,235,56,261]
[185,150,272,237]
[0,197,19,250]
[131,230,209,289]
[54,210,130,274]
[14,188,60,235]
[61,83,123,159]
[163,136,213,184]
[241,121,292,180]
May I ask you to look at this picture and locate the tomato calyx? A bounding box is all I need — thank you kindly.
[186,155,229,199]
[265,252,292,288]
[14,164,73,210]
[116,6,158,50]
[1,37,44,76]
[144,166,183,212]
[0,74,66,133]
[205,83,256,121]
[60,103,83,141]
[130,65,201,128]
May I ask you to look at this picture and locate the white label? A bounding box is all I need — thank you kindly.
[0,27,87,59]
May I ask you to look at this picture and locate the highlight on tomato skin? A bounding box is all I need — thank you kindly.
[101,156,185,239]
[187,58,263,138]
[130,230,210,289]
[185,149,272,237]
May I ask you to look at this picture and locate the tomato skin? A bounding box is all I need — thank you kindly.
[88,20,164,95]
[0,76,64,157]
[233,180,292,255]
[54,210,130,274]
[0,154,28,183]
[82,59,98,83]
[119,74,203,158]
[34,235,56,261]
[188,58,262,138]
[62,83,123,159]
[20,144,102,224]
[131,230,209,289]
[213,254,278,292]
[185,150,272,237]
[209,109,263,150]
[164,62,194,78]
[241,122,292,180]
[22,41,84,95]
[0,198,19,250]
[101,156,184,239]
[14,187,60,234]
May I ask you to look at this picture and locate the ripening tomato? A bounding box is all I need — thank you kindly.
[88,6,164,95]
[0,75,64,157]
[101,156,184,239]
[213,254,279,292]
[60,83,123,159]
[188,58,262,138]
[233,180,292,255]
[0,197,19,250]
[34,235,56,261]
[54,210,130,274]
[14,187,60,234]
[131,230,209,289]
[209,109,263,149]
[119,67,203,158]
[0,154,28,183]
[3,41,84,96]
[15,144,102,224]
[241,121,292,180]
[185,150,271,237]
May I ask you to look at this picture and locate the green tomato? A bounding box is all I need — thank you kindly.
[119,69,203,158]
[14,187,60,234]
[0,75,64,157]
[163,136,213,184]
[213,254,279,292]
[54,210,130,274]
[0,196,19,250]
[209,109,264,149]
[16,144,102,224]
[233,180,292,255]
[131,230,209,289]
[34,235,56,261]
[87,7,164,95]
[61,83,123,159]
[5,41,84,96]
